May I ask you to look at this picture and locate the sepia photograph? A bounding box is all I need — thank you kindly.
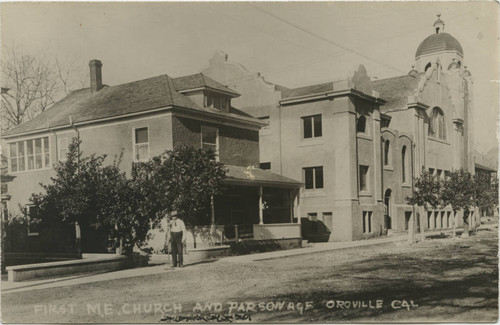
[0,1,498,323]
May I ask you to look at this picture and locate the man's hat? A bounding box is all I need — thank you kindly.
[170,210,179,217]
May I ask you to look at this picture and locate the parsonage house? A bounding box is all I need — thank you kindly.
[1,15,480,259]
[2,60,302,256]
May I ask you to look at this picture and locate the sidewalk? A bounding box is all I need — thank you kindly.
[0,228,464,295]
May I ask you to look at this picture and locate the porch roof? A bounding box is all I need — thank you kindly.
[224,165,301,189]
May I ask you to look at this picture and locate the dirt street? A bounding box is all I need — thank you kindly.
[1,227,497,323]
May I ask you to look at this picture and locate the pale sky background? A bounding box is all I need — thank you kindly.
[1,2,499,154]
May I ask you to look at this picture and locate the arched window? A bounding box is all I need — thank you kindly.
[357,116,366,133]
[402,146,407,183]
[425,62,432,71]
[384,140,391,166]
[428,107,446,140]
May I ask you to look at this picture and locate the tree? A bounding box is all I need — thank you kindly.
[474,173,498,221]
[1,47,86,130]
[30,138,107,258]
[29,142,228,256]
[441,169,476,237]
[407,170,441,242]
[137,145,227,225]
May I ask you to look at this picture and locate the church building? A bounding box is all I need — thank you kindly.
[202,14,475,240]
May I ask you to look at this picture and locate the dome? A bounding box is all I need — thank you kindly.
[415,33,463,58]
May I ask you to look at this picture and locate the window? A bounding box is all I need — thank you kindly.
[402,146,407,183]
[134,127,149,161]
[359,165,369,191]
[201,126,218,155]
[26,205,40,236]
[429,107,446,140]
[302,114,322,139]
[9,137,50,172]
[59,138,69,161]
[381,118,390,128]
[405,211,412,230]
[260,162,271,170]
[204,93,229,110]
[304,166,323,190]
[384,140,391,166]
[307,212,317,221]
[357,115,366,133]
[322,212,333,231]
[362,211,372,234]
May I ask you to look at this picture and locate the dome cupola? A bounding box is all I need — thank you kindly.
[414,14,464,73]
[433,13,445,34]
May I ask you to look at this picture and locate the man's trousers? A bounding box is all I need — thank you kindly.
[170,231,183,267]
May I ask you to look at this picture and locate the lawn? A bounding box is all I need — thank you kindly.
[1,227,498,323]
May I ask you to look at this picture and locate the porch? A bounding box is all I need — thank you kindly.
[149,165,303,252]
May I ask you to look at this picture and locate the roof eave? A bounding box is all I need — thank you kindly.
[178,86,240,98]
[280,88,386,106]
[224,177,302,189]
[2,106,175,140]
[170,106,265,130]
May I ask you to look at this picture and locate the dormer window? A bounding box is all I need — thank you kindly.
[204,93,229,110]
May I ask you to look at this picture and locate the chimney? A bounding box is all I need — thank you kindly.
[89,59,103,93]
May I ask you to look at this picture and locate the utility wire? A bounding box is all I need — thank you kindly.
[210,6,468,86]
[251,5,410,75]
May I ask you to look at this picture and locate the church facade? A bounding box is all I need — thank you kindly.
[202,15,475,240]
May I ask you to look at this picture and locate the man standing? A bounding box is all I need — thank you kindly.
[169,210,186,267]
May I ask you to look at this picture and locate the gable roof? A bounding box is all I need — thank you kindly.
[4,73,255,138]
[372,74,422,112]
[173,73,240,97]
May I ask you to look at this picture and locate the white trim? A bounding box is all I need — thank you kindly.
[8,136,52,174]
[132,126,150,162]
[178,87,239,98]
[2,106,174,140]
[201,125,219,161]
[58,137,69,162]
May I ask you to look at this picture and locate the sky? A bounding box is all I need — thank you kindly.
[1,1,499,154]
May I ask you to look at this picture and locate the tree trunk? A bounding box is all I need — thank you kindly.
[452,211,457,238]
[419,209,425,242]
[75,221,82,259]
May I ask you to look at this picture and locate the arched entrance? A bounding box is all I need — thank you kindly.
[384,189,392,230]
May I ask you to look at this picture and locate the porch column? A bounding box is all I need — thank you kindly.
[259,185,264,225]
[296,189,301,224]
